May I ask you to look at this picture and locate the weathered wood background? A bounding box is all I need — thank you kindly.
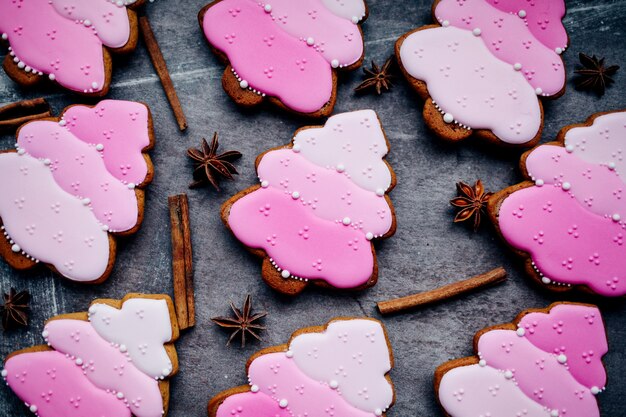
[1,0,625,415]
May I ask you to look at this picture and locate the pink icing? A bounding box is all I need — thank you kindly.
[439,364,551,417]
[4,350,131,417]
[485,0,567,50]
[44,319,164,417]
[17,121,139,233]
[519,304,608,390]
[256,0,363,66]
[0,0,107,93]
[478,330,599,416]
[398,26,541,144]
[63,100,151,185]
[228,186,374,288]
[202,0,333,114]
[525,145,625,220]
[564,112,626,183]
[258,149,392,237]
[248,352,371,417]
[50,0,132,48]
[499,185,625,296]
[435,0,565,96]
[0,152,110,282]
[215,392,290,417]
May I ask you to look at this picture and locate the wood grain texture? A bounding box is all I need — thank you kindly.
[0,0,625,416]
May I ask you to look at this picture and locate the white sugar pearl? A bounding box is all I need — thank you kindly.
[561,182,571,191]
[329,380,339,389]
[1,370,7,378]
[557,354,567,364]
[591,386,600,395]
[565,144,574,153]
[261,180,269,188]
[514,63,522,71]
[42,330,49,338]
[292,144,301,153]
[306,37,315,46]
[96,143,104,151]
[59,119,67,126]
[127,183,136,190]
[336,163,345,173]
[535,179,544,187]
[116,392,124,399]
[11,244,20,253]
[542,277,551,284]
[291,191,300,199]
[82,198,91,205]
[29,405,38,413]
[75,358,84,366]
[376,188,385,197]
[535,87,543,95]
[17,148,25,155]
[375,409,383,416]
[365,232,374,241]
[351,16,359,24]
[472,28,482,36]
[49,73,56,81]
[119,345,127,353]
[285,350,294,358]
[612,213,621,222]
[1,33,7,40]
[251,384,260,393]
[555,47,563,55]
[162,368,170,376]
[516,327,525,337]
[91,81,98,89]
[443,113,454,123]
[518,10,527,18]
[279,399,288,408]
[239,80,249,89]
[281,270,290,279]
[504,370,513,379]
[342,217,351,226]
[84,19,92,27]
[608,162,616,170]
[264,4,272,12]
[551,410,559,417]
[442,20,450,27]
[478,359,487,367]
[331,59,339,69]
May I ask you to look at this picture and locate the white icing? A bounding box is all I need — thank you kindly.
[88,298,173,379]
[289,319,392,414]
[293,109,392,193]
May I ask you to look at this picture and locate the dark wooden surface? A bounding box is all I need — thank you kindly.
[1,0,625,415]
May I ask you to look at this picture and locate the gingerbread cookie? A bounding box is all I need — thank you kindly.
[436,302,608,417]
[0,0,144,96]
[221,110,396,295]
[199,0,368,117]
[209,317,395,417]
[489,109,626,297]
[2,294,180,417]
[396,0,568,147]
[0,99,154,283]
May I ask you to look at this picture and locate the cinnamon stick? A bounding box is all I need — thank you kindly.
[0,98,51,132]
[139,16,188,131]
[169,194,195,330]
[377,267,507,315]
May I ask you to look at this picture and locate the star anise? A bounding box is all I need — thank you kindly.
[0,288,30,331]
[211,295,267,347]
[574,53,619,96]
[187,133,242,191]
[450,180,493,232]
[355,57,394,95]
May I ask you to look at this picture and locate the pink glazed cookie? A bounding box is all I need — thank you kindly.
[0,99,154,284]
[2,294,180,417]
[221,110,396,295]
[396,0,568,147]
[199,0,368,117]
[0,0,145,96]
[489,110,626,297]
[208,317,395,417]
[436,302,608,417]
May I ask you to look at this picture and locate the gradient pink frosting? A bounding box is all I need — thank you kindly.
[4,351,131,417]
[228,186,374,287]
[44,319,163,417]
[257,149,392,237]
[202,0,333,113]
[485,0,567,50]
[478,330,599,416]
[499,185,625,296]
[17,121,139,233]
[519,304,608,390]
[435,0,565,95]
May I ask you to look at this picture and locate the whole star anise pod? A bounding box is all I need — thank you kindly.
[574,53,619,96]
[0,288,30,331]
[355,57,394,95]
[187,133,242,191]
[450,180,493,232]
[211,295,267,347]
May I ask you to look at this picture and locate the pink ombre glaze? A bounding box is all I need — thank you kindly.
[4,351,131,417]
[202,0,333,113]
[438,364,551,417]
[519,304,608,390]
[63,100,151,185]
[398,26,541,144]
[17,121,139,232]
[228,186,374,288]
[0,0,107,93]
[248,353,372,417]
[435,0,565,95]
[485,0,567,50]
[0,152,110,282]
[44,319,163,417]
[525,145,626,220]
[254,0,363,66]
[215,391,290,417]
[258,149,392,237]
[50,0,131,48]
[499,185,626,296]
[478,330,599,417]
